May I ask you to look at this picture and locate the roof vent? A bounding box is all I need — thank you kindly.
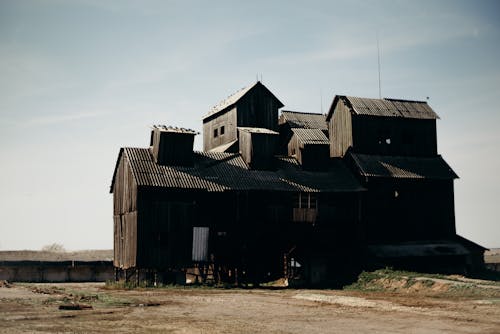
[150,125,198,166]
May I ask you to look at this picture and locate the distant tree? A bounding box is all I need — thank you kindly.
[41,243,66,253]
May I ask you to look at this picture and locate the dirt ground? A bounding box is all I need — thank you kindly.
[1,282,499,334]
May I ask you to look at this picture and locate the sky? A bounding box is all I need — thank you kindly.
[0,0,499,250]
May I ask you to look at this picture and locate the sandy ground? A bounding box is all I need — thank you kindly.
[1,282,499,334]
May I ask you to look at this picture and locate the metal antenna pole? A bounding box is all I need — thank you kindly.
[377,32,382,99]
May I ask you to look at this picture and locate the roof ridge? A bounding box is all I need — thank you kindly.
[281,110,324,116]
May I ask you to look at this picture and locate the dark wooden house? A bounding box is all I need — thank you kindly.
[326,95,484,274]
[111,124,364,285]
[111,84,486,286]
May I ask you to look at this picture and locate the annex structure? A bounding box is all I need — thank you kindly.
[110,81,486,286]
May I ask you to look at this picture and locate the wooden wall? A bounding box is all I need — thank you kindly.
[361,178,456,244]
[329,99,438,157]
[352,116,437,157]
[300,145,330,170]
[113,153,138,269]
[329,100,353,157]
[239,131,278,170]
[136,190,202,269]
[152,131,195,166]
[236,85,280,131]
[203,107,237,151]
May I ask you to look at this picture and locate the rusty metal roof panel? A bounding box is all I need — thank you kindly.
[350,153,458,179]
[344,96,439,119]
[279,111,328,130]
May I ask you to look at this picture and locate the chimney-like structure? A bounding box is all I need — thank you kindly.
[150,125,198,166]
[238,127,278,170]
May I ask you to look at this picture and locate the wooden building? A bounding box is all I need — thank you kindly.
[326,95,483,274]
[111,124,364,285]
[111,83,487,286]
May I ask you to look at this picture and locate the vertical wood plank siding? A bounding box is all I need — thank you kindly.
[329,100,352,157]
[352,116,437,157]
[113,153,138,269]
[203,107,237,151]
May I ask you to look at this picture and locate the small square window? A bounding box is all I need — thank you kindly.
[220,126,225,135]
[214,128,218,138]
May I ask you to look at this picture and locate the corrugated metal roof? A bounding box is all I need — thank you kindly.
[350,153,458,179]
[203,81,284,120]
[291,128,329,145]
[345,96,439,119]
[207,139,238,153]
[279,111,328,130]
[277,157,365,192]
[111,148,364,193]
[151,125,198,134]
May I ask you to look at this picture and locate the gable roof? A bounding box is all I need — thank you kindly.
[203,81,284,121]
[291,128,329,145]
[279,111,328,130]
[349,153,458,180]
[326,95,439,121]
[110,147,364,193]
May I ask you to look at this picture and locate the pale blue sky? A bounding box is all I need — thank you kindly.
[0,0,499,250]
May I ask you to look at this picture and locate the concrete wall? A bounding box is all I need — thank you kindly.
[0,261,113,282]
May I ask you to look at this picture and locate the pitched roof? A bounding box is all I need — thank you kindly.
[207,139,238,153]
[349,153,458,180]
[291,128,329,145]
[326,95,439,121]
[203,81,284,121]
[110,148,364,193]
[279,110,328,130]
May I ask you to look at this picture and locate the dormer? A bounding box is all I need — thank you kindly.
[150,125,198,166]
[238,127,278,170]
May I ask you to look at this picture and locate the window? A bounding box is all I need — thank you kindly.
[294,192,317,209]
[213,128,218,138]
[220,126,225,135]
[293,192,318,223]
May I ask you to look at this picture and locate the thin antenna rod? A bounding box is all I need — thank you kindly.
[377,32,382,99]
[320,89,323,114]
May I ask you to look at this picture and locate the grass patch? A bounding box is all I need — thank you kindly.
[344,268,500,298]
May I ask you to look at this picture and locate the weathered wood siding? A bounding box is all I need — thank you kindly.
[300,144,330,171]
[352,116,437,157]
[152,131,195,166]
[362,179,455,244]
[113,153,138,269]
[239,131,278,170]
[137,190,199,269]
[236,85,280,131]
[203,107,237,151]
[329,99,353,157]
